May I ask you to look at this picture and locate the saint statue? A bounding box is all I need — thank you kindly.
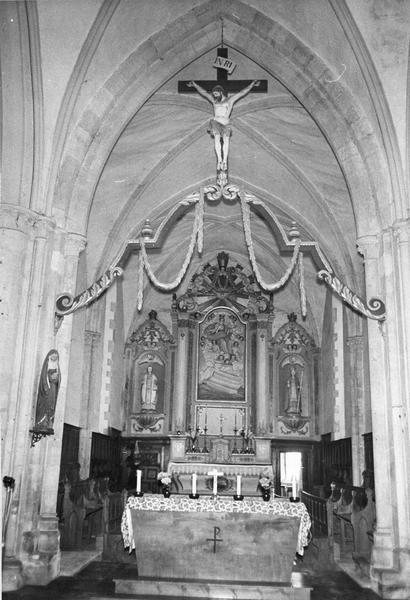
[286,366,301,415]
[140,365,158,411]
[187,79,260,171]
[34,349,61,431]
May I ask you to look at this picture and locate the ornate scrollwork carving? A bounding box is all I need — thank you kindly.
[131,413,164,433]
[126,310,174,355]
[204,183,240,203]
[317,270,386,321]
[55,265,123,320]
[174,253,272,315]
[279,415,309,435]
[274,312,314,351]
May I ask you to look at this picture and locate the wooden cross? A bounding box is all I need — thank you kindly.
[206,526,223,553]
[178,46,267,95]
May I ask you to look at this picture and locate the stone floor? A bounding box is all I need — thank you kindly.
[3,543,382,600]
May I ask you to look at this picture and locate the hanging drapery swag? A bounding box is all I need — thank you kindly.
[138,188,307,314]
[239,191,306,313]
[55,186,385,325]
[137,195,204,311]
[298,252,307,318]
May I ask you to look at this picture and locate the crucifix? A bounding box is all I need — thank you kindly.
[208,468,224,496]
[178,38,267,175]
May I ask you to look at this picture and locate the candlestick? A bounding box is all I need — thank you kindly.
[192,473,197,495]
[136,469,142,493]
[236,475,241,496]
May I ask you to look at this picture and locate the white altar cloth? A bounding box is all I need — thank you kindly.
[121,494,311,556]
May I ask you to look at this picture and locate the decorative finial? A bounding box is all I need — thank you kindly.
[141,218,153,239]
[288,221,300,239]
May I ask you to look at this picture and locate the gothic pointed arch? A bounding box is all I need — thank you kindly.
[55,0,394,245]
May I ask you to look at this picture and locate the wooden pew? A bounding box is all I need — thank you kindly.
[59,477,106,550]
[327,483,376,574]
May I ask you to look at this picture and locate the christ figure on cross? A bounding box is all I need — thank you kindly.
[187,79,260,171]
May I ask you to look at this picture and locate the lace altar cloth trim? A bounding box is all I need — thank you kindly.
[122,494,311,555]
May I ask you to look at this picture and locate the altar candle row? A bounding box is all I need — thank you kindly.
[136,470,243,497]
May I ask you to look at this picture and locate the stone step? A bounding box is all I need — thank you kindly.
[59,548,102,577]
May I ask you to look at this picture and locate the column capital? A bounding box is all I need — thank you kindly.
[356,233,380,260]
[346,335,364,350]
[84,330,101,346]
[0,204,56,237]
[255,314,271,329]
[64,231,87,257]
[392,218,410,244]
[177,318,196,330]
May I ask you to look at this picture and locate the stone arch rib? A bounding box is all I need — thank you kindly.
[55,0,394,242]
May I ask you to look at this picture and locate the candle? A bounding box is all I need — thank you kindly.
[136,469,142,493]
[192,473,197,495]
[204,407,208,427]
[234,411,237,428]
[236,475,241,496]
[292,477,297,499]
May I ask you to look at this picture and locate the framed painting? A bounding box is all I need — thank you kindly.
[197,308,246,402]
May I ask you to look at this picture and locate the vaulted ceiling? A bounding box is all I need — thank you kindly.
[45,0,400,341]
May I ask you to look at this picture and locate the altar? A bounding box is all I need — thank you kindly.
[117,494,312,599]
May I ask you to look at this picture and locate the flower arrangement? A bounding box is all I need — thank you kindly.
[258,476,272,490]
[157,472,172,487]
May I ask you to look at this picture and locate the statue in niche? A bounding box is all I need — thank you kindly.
[187,79,260,171]
[140,365,158,411]
[286,365,302,415]
[34,349,61,431]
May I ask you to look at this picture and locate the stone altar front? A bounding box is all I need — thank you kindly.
[117,495,311,599]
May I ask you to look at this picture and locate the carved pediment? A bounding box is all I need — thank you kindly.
[175,253,273,315]
[126,310,174,354]
[274,312,315,352]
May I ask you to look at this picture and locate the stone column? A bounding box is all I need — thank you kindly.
[255,316,270,434]
[1,206,57,589]
[35,232,86,584]
[346,335,365,485]
[333,299,346,440]
[39,232,86,503]
[358,231,410,589]
[172,319,189,432]
[1,206,45,590]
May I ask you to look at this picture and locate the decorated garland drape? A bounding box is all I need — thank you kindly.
[55,185,385,323]
[136,188,307,316]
